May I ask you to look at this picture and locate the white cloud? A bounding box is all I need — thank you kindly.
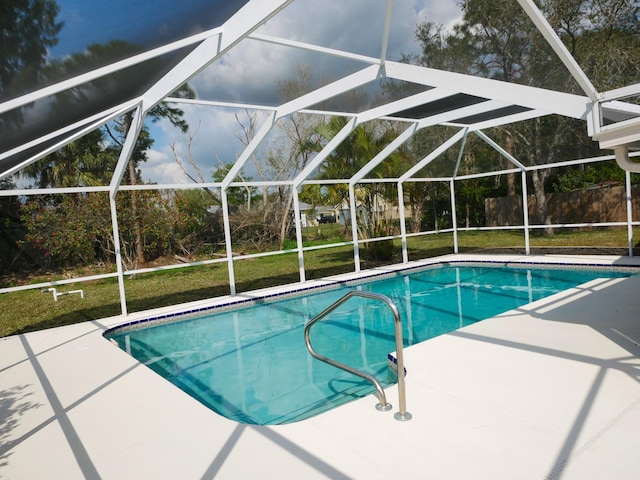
[189,0,464,103]
[416,0,464,31]
[142,148,190,185]
[145,1,464,184]
[144,105,272,184]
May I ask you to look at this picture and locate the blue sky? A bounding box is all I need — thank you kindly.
[49,0,240,58]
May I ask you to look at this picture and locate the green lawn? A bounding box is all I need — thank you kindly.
[1,227,638,338]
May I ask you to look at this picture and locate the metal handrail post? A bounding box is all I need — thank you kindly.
[304,290,412,421]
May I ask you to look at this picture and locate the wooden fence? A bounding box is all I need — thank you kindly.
[485,184,640,227]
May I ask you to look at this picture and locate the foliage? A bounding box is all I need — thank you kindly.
[311,116,405,260]
[211,163,254,207]
[551,160,640,192]
[314,118,400,206]
[22,129,116,188]
[421,182,452,231]
[17,189,221,270]
[0,0,62,99]
[412,0,640,235]
[174,191,222,254]
[544,0,640,92]
[0,177,26,273]
[19,194,109,268]
[224,187,298,252]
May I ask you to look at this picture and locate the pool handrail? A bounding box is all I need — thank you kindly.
[304,290,412,421]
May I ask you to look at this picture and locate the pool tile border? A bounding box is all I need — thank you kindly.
[104,256,640,337]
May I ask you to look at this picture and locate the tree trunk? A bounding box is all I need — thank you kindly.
[530,119,553,236]
[278,187,294,249]
[128,159,145,265]
[465,203,470,228]
[123,112,145,265]
[432,196,438,231]
[506,132,516,197]
[531,170,553,235]
[410,201,423,233]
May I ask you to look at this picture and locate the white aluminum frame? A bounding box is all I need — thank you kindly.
[1,0,639,320]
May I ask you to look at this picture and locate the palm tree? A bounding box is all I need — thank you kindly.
[313,117,403,258]
[22,129,115,188]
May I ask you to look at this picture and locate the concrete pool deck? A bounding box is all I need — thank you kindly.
[1,254,640,479]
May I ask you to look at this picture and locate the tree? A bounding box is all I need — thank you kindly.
[19,194,108,268]
[19,189,187,270]
[211,162,254,208]
[449,135,508,228]
[269,66,326,247]
[0,0,63,151]
[414,0,640,235]
[105,83,194,265]
[38,40,196,265]
[21,129,115,188]
[230,67,325,250]
[545,0,640,92]
[312,116,402,259]
[172,189,223,257]
[0,177,26,273]
[0,0,62,100]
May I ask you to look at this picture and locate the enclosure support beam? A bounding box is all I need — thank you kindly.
[379,0,393,66]
[349,184,361,272]
[626,170,634,257]
[398,182,409,264]
[278,66,379,122]
[452,129,469,179]
[222,111,277,189]
[142,0,292,113]
[294,118,359,187]
[109,106,145,192]
[349,123,418,267]
[109,194,128,316]
[292,187,306,283]
[516,0,598,101]
[221,188,237,296]
[385,61,590,120]
[350,124,418,184]
[399,130,467,182]
[474,130,527,171]
[109,105,145,317]
[450,130,468,253]
[0,101,137,176]
[522,170,531,255]
[450,179,458,254]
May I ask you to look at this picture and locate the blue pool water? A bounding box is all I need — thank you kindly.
[106,264,635,425]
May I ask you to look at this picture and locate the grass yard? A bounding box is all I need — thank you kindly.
[1,227,638,338]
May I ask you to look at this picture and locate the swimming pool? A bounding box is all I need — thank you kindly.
[105,263,636,425]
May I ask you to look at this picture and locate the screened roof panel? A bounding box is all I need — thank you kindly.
[0,126,88,177]
[22,125,118,188]
[527,0,639,95]
[452,105,533,126]
[190,38,368,106]
[413,147,460,178]
[390,94,488,121]
[1,47,194,171]
[1,0,248,102]
[256,0,393,59]
[308,79,432,115]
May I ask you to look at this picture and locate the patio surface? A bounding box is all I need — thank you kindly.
[1,254,640,479]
